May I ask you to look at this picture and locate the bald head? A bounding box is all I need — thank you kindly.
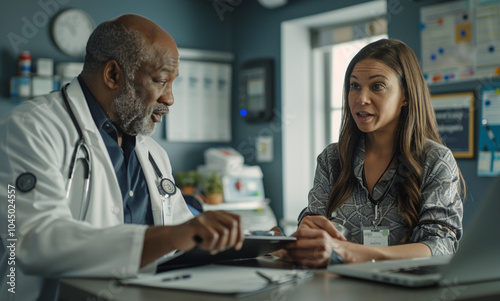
[80,14,180,137]
[114,14,179,70]
[113,14,168,43]
[81,14,178,82]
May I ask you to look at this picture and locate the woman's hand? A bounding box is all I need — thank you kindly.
[284,227,339,268]
[279,215,347,268]
[284,221,433,267]
[300,215,347,241]
[284,228,374,267]
[280,215,367,267]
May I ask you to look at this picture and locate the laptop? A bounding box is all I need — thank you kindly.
[328,176,500,287]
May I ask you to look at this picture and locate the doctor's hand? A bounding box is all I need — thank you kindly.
[140,211,244,268]
[174,211,244,254]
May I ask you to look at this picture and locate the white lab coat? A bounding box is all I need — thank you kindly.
[0,78,194,301]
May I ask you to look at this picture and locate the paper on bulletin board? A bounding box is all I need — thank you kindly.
[481,88,500,125]
[167,61,231,142]
[478,86,500,176]
[420,0,500,85]
[420,1,474,74]
[476,0,500,68]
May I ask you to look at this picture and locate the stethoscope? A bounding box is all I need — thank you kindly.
[62,84,92,220]
[61,84,176,223]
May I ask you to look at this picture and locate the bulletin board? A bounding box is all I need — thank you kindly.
[478,85,500,176]
[166,49,232,142]
[420,0,500,85]
[431,92,474,158]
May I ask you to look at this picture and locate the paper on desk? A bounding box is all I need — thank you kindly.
[121,264,313,295]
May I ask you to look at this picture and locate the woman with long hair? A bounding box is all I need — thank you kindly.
[283,39,464,267]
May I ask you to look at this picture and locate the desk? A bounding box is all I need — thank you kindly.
[60,257,500,301]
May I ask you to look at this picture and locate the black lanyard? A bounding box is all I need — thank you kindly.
[362,153,396,206]
[363,153,397,227]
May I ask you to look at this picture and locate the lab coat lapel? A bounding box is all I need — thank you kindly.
[64,78,124,222]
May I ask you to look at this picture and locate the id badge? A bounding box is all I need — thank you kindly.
[362,226,390,247]
[160,195,173,225]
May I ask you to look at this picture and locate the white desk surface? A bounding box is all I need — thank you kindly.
[60,257,500,301]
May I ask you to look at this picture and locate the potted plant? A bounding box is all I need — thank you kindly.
[175,171,201,195]
[203,172,224,205]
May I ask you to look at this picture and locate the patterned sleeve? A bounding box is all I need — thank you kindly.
[409,143,463,255]
[298,144,338,223]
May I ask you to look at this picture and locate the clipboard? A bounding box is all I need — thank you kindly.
[156,235,296,273]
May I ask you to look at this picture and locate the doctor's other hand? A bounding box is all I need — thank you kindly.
[174,211,244,254]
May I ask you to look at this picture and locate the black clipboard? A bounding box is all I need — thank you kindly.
[156,235,296,273]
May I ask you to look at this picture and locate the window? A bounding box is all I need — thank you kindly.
[329,34,387,143]
[281,1,387,229]
[312,20,387,146]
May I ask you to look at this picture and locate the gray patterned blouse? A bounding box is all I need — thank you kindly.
[298,136,463,256]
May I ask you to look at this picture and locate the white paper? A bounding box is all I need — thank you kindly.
[493,151,500,173]
[475,0,500,67]
[482,89,500,125]
[478,151,492,172]
[256,136,273,162]
[121,264,312,295]
[421,1,474,74]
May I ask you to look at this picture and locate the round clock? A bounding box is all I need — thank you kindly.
[51,9,95,57]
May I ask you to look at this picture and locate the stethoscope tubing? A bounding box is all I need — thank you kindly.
[62,84,92,221]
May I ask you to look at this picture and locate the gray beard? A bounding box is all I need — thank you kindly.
[109,80,155,136]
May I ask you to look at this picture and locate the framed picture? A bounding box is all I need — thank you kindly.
[431,92,474,158]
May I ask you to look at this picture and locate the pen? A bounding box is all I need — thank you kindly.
[162,274,191,282]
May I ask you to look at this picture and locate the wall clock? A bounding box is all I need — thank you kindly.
[51,9,95,57]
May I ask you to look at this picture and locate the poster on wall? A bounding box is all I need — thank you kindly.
[421,1,474,81]
[420,0,500,85]
[167,60,232,142]
[431,92,474,158]
[478,85,500,176]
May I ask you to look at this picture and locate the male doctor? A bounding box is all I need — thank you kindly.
[0,14,243,301]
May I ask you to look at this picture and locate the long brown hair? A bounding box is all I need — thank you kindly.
[326,39,463,242]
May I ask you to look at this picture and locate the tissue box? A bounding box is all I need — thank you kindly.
[31,76,54,96]
[36,58,54,76]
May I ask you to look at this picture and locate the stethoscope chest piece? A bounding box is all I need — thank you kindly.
[158,178,176,196]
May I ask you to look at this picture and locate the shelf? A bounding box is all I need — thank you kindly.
[202,199,270,211]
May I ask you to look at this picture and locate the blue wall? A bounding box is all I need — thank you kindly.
[230,0,498,229]
[0,0,233,173]
[229,0,370,225]
[1,0,496,229]
[388,0,499,229]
